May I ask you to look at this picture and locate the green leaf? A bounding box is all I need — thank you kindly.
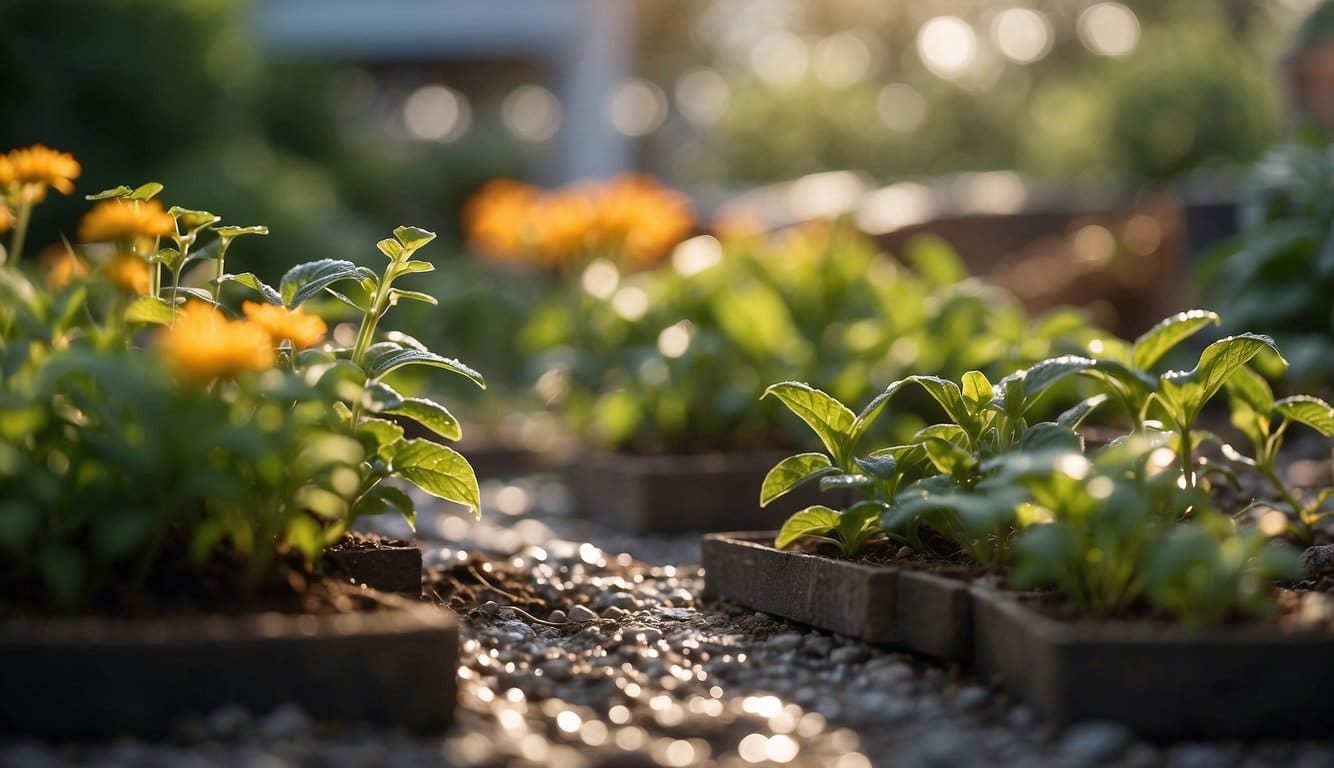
[762,381,855,465]
[904,375,970,427]
[922,436,976,477]
[124,296,175,325]
[1017,423,1082,454]
[324,287,370,312]
[1132,310,1220,372]
[1160,334,1283,423]
[85,185,132,200]
[280,259,367,308]
[392,439,480,518]
[388,288,439,306]
[357,417,405,459]
[1275,395,1334,436]
[775,505,841,548]
[354,484,417,531]
[961,371,993,413]
[361,381,405,413]
[363,345,486,388]
[1224,364,1275,418]
[152,247,183,272]
[377,238,404,260]
[855,452,899,480]
[906,234,967,286]
[760,453,838,506]
[851,378,909,443]
[993,356,1100,415]
[213,225,269,239]
[128,182,164,201]
[221,272,282,305]
[393,260,435,275]
[1058,394,1109,429]
[172,286,216,304]
[385,397,462,442]
[168,206,221,231]
[394,225,437,250]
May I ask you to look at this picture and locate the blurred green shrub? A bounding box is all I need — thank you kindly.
[1197,142,1334,385]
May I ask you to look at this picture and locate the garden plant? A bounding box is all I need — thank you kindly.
[0,144,484,610]
[760,308,1332,626]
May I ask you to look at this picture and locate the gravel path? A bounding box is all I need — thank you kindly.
[4,474,1333,768]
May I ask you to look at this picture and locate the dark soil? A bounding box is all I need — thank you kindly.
[786,531,999,583]
[425,556,554,615]
[325,530,413,552]
[0,532,396,622]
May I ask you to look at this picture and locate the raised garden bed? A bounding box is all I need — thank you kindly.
[568,453,830,534]
[324,532,423,596]
[971,586,1334,739]
[0,582,457,739]
[701,532,973,662]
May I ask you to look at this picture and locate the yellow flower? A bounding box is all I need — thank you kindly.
[157,302,275,382]
[463,179,540,262]
[78,199,174,244]
[0,203,12,234]
[0,145,81,203]
[242,301,328,349]
[39,244,90,291]
[101,252,151,295]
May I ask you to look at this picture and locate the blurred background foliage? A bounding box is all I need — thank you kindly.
[1,0,1327,426]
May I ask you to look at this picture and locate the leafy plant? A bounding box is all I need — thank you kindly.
[1197,143,1334,383]
[1083,310,1282,487]
[0,158,484,608]
[1145,517,1299,628]
[510,218,1110,454]
[1225,365,1334,545]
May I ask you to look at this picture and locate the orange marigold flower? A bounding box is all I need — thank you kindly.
[533,187,599,267]
[241,301,328,349]
[595,174,693,269]
[101,252,151,295]
[78,199,174,244]
[463,178,540,262]
[39,244,90,291]
[157,302,275,382]
[0,145,81,203]
[0,203,12,234]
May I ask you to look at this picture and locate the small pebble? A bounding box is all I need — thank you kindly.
[568,604,598,622]
[952,685,991,712]
[1060,720,1135,763]
[829,645,867,665]
[547,609,567,623]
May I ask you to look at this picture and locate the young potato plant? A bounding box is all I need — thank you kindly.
[760,364,1102,564]
[1224,365,1334,545]
[1082,309,1282,488]
[1008,438,1300,624]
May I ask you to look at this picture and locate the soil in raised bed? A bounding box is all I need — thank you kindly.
[785,530,1001,583]
[0,530,390,622]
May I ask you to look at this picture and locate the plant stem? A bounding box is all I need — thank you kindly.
[212,240,230,305]
[7,200,33,266]
[348,269,395,425]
